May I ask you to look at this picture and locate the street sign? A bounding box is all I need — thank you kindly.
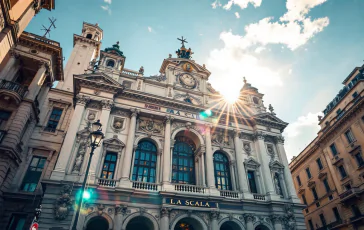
[30,222,39,230]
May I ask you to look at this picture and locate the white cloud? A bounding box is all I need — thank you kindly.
[254,46,265,53]
[281,0,328,22]
[211,0,222,9]
[148,26,153,32]
[288,68,292,74]
[101,5,111,15]
[104,0,112,4]
[235,12,240,18]
[223,0,262,10]
[284,112,323,160]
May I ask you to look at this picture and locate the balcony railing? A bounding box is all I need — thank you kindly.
[253,193,266,200]
[350,214,364,222]
[97,178,118,188]
[174,184,206,194]
[132,181,158,191]
[220,190,240,199]
[0,80,27,99]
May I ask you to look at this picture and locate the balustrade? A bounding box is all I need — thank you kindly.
[174,184,206,194]
[0,80,28,98]
[98,178,118,188]
[253,193,266,200]
[132,181,158,191]
[219,190,240,199]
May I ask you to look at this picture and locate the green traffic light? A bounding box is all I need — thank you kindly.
[83,190,91,200]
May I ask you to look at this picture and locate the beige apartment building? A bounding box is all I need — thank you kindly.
[289,65,364,230]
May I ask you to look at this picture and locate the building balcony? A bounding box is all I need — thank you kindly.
[253,193,266,201]
[97,178,119,188]
[174,184,206,194]
[0,80,28,104]
[132,181,159,191]
[219,190,240,199]
[339,187,363,203]
[350,214,364,223]
[317,220,343,230]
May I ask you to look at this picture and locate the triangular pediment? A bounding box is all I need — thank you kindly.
[254,113,285,123]
[244,157,260,169]
[77,72,121,86]
[269,160,285,170]
[103,135,125,150]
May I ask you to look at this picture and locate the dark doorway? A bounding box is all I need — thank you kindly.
[220,221,241,230]
[85,216,108,230]
[255,225,270,230]
[126,216,154,230]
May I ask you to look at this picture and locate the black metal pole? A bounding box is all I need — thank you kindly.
[71,146,95,230]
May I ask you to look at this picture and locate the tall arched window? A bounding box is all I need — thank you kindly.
[106,60,115,68]
[101,152,117,179]
[213,152,232,190]
[86,34,93,39]
[172,136,196,184]
[132,140,157,183]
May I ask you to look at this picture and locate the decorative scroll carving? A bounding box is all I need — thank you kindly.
[174,93,202,105]
[211,131,231,148]
[253,131,266,140]
[275,135,285,144]
[283,204,296,230]
[115,205,128,215]
[130,108,139,117]
[101,100,114,110]
[138,118,164,135]
[148,73,167,82]
[75,95,90,105]
[54,185,73,220]
[243,213,255,222]
[87,101,101,110]
[243,142,251,154]
[171,121,204,135]
[161,208,170,217]
[210,211,220,220]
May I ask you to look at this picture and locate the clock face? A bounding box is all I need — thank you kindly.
[179,74,196,89]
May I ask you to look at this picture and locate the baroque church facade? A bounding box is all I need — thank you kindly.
[1,22,305,230]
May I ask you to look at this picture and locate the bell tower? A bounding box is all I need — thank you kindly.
[57,22,103,92]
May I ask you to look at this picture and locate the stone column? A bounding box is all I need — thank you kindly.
[278,172,289,198]
[254,132,275,195]
[205,125,216,189]
[156,149,162,183]
[230,160,237,191]
[89,100,113,182]
[244,214,255,230]
[271,215,283,230]
[26,63,47,101]
[255,171,264,194]
[121,108,138,181]
[195,157,200,185]
[275,136,299,200]
[50,95,89,180]
[160,208,170,230]
[162,116,173,183]
[210,211,219,230]
[233,130,249,193]
[114,205,127,230]
[0,52,19,80]
[201,152,206,187]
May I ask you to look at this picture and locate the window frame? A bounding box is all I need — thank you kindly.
[338,165,347,179]
[6,213,27,230]
[106,59,115,68]
[330,143,338,156]
[20,156,47,192]
[316,158,323,170]
[354,152,364,168]
[306,167,312,179]
[301,194,307,205]
[312,187,319,200]
[247,170,258,194]
[344,129,355,144]
[44,107,63,133]
[323,178,330,193]
[308,219,314,230]
[213,152,232,191]
[319,213,327,227]
[333,207,341,221]
[296,175,302,187]
[131,140,158,183]
[172,136,196,185]
[100,152,118,180]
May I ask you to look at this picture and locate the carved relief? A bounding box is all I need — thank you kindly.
[148,73,167,82]
[172,122,204,135]
[86,110,97,121]
[174,92,202,105]
[75,95,90,105]
[211,131,231,148]
[72,143,87,172]
[283,204,296,230]
[54,185,73,220]
[101,100,114,110]
[111,116,125,133]
[243,142,251,154]
[138,118,164,135]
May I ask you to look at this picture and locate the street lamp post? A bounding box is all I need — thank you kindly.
[71,120,104,230]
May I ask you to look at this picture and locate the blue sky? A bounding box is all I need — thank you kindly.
[27,0,364,160]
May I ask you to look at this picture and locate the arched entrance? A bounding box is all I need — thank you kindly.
[255,225,270,230]
[85,216,109,230]
[125,216,154,230]
[220,221,241,230]
[174,217,204,230]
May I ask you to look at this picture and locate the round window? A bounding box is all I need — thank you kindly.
[253,97,259,104]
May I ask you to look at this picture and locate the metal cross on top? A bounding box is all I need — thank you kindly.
[177,36,188,47]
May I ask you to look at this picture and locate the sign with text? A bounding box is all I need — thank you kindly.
[166,108,201,120]
[145,104,161,111]
[166,198,218,208]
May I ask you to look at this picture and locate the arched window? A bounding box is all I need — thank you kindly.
[106,60,115,68]
[132,140,157,183]
[172,136,196,184]
[86,34,93,39]
[213,152,232,190]
[101,152,117,179]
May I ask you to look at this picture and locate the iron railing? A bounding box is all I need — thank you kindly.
[0,80,27,98]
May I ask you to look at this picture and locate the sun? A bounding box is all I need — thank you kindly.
[222,90,239,104]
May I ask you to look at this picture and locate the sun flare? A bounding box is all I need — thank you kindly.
[222,90,239,104]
